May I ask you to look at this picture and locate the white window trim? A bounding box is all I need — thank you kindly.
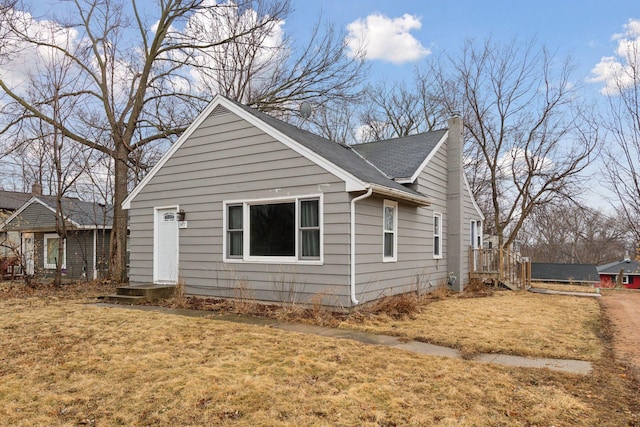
[382,200,398,262]
[433,212,443,259]
[623,275,630,285]
[471,220,483,249]
[44,233,66,269]
[223,194,323,265]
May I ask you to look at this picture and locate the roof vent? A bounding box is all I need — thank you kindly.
[624,251,631,263]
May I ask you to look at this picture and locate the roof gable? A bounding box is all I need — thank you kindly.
[2,196,113,230]
[123,95,432,209]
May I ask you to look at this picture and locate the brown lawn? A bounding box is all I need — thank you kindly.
[340,290,602,360]
[0,282,638,426]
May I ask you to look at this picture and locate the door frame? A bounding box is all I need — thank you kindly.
[153,205,180,284]
[21,232,35,275]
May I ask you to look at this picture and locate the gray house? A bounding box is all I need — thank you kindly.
[122,95,484,307]
[1,196,113,280]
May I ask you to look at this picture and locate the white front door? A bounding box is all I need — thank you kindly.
[155,208,179,284]
[22,233,34,275]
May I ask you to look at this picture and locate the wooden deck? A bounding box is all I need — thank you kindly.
[470,247,531,290]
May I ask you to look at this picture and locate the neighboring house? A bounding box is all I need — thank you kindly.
[0,189,34,258]
[122,95,484,307]
[597,258,640,289]
[531,263,600,284]
[1,195,113,280]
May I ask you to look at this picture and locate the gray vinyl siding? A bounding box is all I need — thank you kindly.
[352,141,451,304]
[351,136,483,303]
[128,109,353,306]
[31,230,102,280]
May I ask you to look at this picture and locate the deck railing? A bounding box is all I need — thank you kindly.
[470,247,531,290]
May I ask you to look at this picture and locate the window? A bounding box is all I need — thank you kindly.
[470,220,482,249]
[300,199,320,259]
[224,196,321,262]
[383,200,397,261]
[623,275,630,285]
[227,204,243,258]
[44,233,66,269]
[433,212,442,258]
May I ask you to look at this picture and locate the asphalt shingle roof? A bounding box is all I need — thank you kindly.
[597,259,640,275]
[38,196,113,228]
[531,263,600,283]
[0,190,32,211]
[351,131,447,179]
[232,100,440,199]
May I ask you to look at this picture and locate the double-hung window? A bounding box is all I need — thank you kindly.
[383,200,397,261]
[433,212,443,259]
[44,233,66,269]
[470,220,482,249]
[224,196,322,262]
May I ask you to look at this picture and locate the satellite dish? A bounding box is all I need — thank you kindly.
[299,101,312,119]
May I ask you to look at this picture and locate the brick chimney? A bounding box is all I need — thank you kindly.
[31,182,42,195]
[447,113,465,292]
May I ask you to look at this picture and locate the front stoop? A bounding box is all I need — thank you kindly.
[99,284,177,305]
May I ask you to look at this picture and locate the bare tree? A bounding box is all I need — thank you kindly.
[0,0,366,282]
[358,73,446,143]
[19,30,93,286]
[520,201,631,265]
[427,38,600,252]
[599,33,640,244]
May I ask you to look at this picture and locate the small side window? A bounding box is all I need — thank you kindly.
[433,212,442,259]
[383,200,397,261]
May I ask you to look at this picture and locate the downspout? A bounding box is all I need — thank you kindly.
[350,187,373,305]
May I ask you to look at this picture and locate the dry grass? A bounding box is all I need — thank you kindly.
[341,290,603,360]
[0,297,637,426]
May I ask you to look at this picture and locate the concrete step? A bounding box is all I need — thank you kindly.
[99,294,148,305]
[115,285,176,299]
[98,284,177,304]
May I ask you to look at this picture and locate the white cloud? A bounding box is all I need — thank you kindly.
[346,13,430,64]
[589,18,640,95]
[0,9,80,89]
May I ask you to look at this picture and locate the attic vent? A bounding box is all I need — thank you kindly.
[209,105,231,118]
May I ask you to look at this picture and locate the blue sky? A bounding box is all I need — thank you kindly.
[286,0,639,95]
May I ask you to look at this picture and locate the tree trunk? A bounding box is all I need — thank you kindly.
[109,142,129,283]
[54,234,64,287]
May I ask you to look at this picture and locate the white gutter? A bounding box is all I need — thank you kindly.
[350,187,373,305]
[369,184,430,206]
